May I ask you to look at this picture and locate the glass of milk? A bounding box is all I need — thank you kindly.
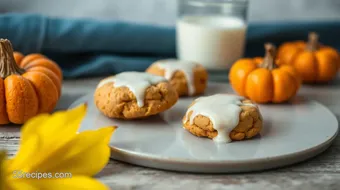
[176,0,248,70]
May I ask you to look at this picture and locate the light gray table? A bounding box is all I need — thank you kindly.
[1,75,340,190]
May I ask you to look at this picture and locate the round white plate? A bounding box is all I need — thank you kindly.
[69,83,338,173]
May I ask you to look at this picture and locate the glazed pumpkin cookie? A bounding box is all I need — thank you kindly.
[94,71,178,119]
[146,59,208,96]
[182,94,263,143]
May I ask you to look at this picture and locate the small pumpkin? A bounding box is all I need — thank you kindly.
[277,32,340,83]
[229,43,301,104]
[0,39,62,124]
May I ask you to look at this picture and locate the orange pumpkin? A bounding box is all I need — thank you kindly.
[277,32,340,83]
[0,39,62,124]
[229,43,301,104]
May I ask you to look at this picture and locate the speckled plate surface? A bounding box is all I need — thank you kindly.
[69,82,338,173]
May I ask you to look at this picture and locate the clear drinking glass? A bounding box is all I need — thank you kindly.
[176,0,249,70]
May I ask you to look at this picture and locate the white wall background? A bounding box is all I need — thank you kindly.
[0,0,340,26]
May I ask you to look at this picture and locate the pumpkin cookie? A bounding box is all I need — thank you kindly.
[182,94,263,143]
[146,59,208,96]
[94,71,178,119]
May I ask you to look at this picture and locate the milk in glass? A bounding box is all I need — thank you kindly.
[176,15,247,70]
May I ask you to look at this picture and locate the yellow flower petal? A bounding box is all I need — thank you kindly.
[6,181,39,190]
[37,104,87,150]
[20,114,49,144]
[36,126,116,176]
[40,104,86,144]
[3,104,114,190]
[25,176,109,190]
[0,150,6,190]
[6,134,40,174]
[15,104,88,173]
[21,104,87,149]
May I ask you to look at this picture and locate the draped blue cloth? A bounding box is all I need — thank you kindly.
[0,13,339,78]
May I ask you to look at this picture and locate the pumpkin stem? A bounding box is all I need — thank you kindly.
[306,32,319,51]
[0,39,25,78]
[260,43,277,70]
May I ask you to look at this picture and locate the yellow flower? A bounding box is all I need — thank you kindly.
[0,150,6,190]
[0,104,115,190]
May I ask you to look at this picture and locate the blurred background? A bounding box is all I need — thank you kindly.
[1,0,340,26]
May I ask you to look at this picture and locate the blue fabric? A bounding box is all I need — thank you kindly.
[246,21,340,57]
[0,13,339,78]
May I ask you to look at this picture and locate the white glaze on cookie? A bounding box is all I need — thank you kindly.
[97,72,167,107]
[156,59,198,95]
[183,94,258,143]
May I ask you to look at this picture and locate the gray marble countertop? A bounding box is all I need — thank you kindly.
[1,75,340,190]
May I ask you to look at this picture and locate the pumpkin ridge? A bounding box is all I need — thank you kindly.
[21,77,29,122]
[279,69,298,99]
[23,73,42,114]
[24,58,63,81]
[314,51,338,82]
[13,52,24,66]
[229,59,257,97]
[0,79,9,124]
[22,77,39,122]
[23,71,58,114]
[312,53,320,82]
[243,67,256,99]
[293,51,318,83]
[26,67,61,98]
[20,53,45,67]
[5,75,39,123]
[289,49,303,67]
[270,70,275,102]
